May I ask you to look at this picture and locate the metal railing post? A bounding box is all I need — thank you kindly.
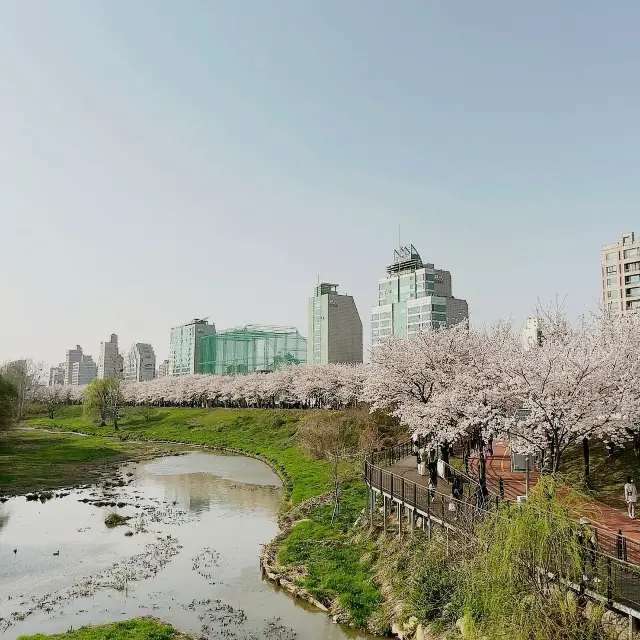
[617,530,623,559]
[607,557,613,605]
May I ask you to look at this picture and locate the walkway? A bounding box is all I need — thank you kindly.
[388,455,451,496]
[392,442,640,564]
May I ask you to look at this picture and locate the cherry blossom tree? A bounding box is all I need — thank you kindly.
[498,307,630,476]
[363,322,474,461]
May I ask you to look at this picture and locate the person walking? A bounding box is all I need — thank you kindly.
[428,477,436,502]
[624,476,637,519]
[418,445,427,476]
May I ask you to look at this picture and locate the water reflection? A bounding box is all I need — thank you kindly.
[0,452,375,640]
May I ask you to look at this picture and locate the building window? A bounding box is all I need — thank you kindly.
[624,248,640,259]
[627,287,640,298]
[626,275,640,285]
[606,251,618,261]
[607,290,619,299]
[625,262,640,273]
[606,265,617,274]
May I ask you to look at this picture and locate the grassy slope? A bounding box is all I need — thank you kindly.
[18,618,193,640]
[560,440,640,509]
[25,406,381,628]
[278,482,381,627]
[0,429,183,495]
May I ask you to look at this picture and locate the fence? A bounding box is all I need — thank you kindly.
[364,454,640,614]
[370,441,640,566]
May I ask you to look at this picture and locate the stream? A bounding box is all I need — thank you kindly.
[0,451,375,639]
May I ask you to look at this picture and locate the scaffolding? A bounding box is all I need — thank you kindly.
[198,325,307,375]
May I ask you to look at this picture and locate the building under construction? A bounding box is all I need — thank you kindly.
[198,325,307,375]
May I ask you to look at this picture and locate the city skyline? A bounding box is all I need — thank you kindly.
[10,232,631,373]
[2,3,638,367]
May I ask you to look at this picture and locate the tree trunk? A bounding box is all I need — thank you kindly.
[582,437,591,488]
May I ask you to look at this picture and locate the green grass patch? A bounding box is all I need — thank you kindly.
[27,406,331,504]
[278,481,381,627]
[0,429,184,495]
[17,617,194,640]
[104,512,131,528]
[560,440,640,509]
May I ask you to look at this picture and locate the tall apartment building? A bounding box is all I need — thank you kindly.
[522,317,542,350]
[98,334,124,379]
[123,343,156,382]
[64,345,83,385]
[308,283,363,364]
[157,359,169,378]
[169,319,216,376]
[371,245,469,348]
[49,363,65,386]
[602,232,640,314]
[71,355,97,385]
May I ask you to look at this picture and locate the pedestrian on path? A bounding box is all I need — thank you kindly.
[418,446,427,476]
[428,477,436,502]
[624,476,637,519]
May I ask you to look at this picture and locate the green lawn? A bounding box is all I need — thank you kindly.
[0,429,183,495]
[27,405,331,504]
[277,481,381,627]
[18,618,193,640]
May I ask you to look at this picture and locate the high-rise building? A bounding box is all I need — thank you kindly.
[199,325,307,375]
[49,364,65,386]
[124,343,156,382]
[169,319,216,376]
[371,245,469,348]
[522,317,542,350]
[64,345,83,385]
[602,232,640,314]
[308,283,363,364]
[157,359,169,378]
[98,334,124,380]
[71,355,97,385]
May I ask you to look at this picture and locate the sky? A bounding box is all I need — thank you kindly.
[1,1,639,368]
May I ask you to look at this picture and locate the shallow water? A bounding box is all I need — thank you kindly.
[0,451,374,639]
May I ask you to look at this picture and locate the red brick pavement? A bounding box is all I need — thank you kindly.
[470,442,640,561]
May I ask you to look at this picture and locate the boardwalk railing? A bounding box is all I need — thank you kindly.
[364,453,640,616]
[371,442,640,567]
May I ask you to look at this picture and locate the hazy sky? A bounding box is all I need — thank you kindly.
[2,1,639,367]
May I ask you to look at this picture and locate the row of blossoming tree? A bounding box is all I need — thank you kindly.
[35,307,640,476]
[366,307,640,477]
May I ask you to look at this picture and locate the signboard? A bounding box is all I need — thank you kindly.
[511,409,532,472]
